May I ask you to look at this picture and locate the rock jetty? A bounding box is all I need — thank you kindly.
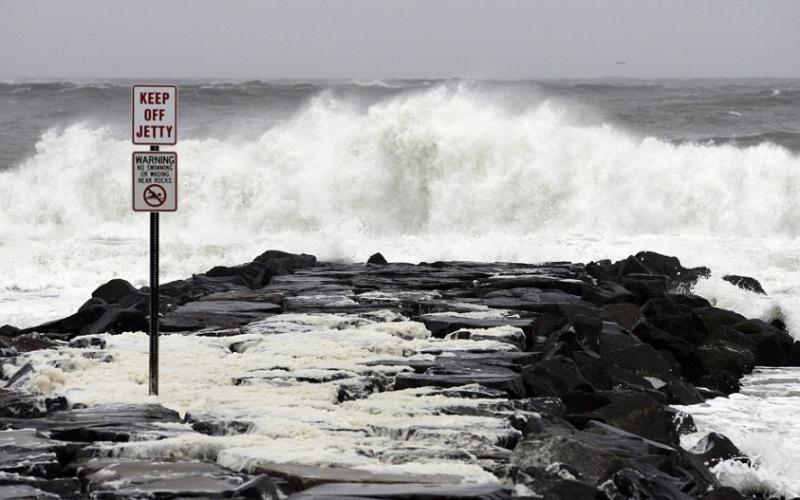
[0,250,794,499]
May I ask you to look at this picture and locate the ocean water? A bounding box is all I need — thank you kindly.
[2,79,800,494]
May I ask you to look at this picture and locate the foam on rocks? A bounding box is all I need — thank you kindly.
[1,249,799,498]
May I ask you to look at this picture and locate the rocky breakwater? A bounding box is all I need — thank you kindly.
[0,250,796,499]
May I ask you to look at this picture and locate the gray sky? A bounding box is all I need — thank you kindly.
[2,0,799,79]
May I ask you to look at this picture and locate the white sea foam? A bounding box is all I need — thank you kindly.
[15,312,515,482]
[676,367,800,497]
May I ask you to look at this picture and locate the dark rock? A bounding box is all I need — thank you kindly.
[235,474,284,499]
[253,250,317,274]
[522,356,593,397]
[161,300,281,331]
[2,403,184,442]
[80,306,148,336]
[695,307,748,335]
[513,421,676,485]
[572,315,602,351]
[367,252,388,265]
[633,321,703,379]
[416,314,537,339]
[697,340,755,380]
[586,391,691,445]
[695,372,740,395]
[68,336,106,349]
[0,325,20,337]
[634,251,710,286]
[700,487,746,500]
[288,482,511,499]
[722,274,766,295]
[22,305,108,337]
[620,275,668,303]
[395,364,525,398]
[690,432,750,467]
[5,364,36,391]
[601,465,694,500]
[78,458,277,499]
[0,485,59,499]
[734,319,797,366]
[477,276,586,297]
[91,279,137,304]
[0,334,55,353]
[562,389,611,414]
[604,343,674,381]
[671,293,712,309]
[206,261,272,289]
[583,281,636,305]
[0,390,44,418]
[642,297,708,344]
[601,303,641,329]
[253,463,461,490]
[184,411,254,436]
[660,380,705,405]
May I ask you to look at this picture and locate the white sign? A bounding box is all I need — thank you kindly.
[132,85,177,145]
[132,152,178,212]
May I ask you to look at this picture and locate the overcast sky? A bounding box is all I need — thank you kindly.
[2,0,799,79]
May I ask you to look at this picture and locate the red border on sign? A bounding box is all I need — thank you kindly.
[132,151,178,212]
[131,84,178,145]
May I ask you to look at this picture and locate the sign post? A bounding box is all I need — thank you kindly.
[132,85,178,396]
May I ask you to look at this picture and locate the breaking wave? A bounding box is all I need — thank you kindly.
[2,85,800,317]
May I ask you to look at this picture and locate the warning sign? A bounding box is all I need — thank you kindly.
[132,152,177,212]
[132,85,177,145]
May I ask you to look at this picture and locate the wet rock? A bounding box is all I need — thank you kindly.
[601,465,693,500]
[80,306,147,336]
[0,390,44,419]
[206,261,272,289]
[367,252,388,265]
[642,297,708,344]
[0,334,55,353]
[476,276,586,297]
[289,482,511,499]
[2,403,185,442]
[690,432,750,467]
[77,458,279,499]
[68,335,106,349]
[585,391,691,445]
[91,279,137,304]
[4,363,37,390]
[722,274,766,295]
[253,250,318,274]
[521,356,593,397]
[184,411,254,436]
[633,321,703,379]
[161,300,281,331]
[512,421,670,485]
[601,303,641,330]
[0,325,20,337]
[697,340,755,380]
[253,463,461,490]
[481,289,609,321]
[416,313,537,339]
[700,487,746,500]
[733,319,797,366]
[695,307,748,335]
[583,281,636,306]
[395,364,525,398]
[0,485,59,499]
[604,343,675,381]
[660,379,705,405]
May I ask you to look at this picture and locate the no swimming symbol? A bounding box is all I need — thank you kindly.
[143,184,167,208]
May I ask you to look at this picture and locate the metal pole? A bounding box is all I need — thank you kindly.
[149,145,159,396]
